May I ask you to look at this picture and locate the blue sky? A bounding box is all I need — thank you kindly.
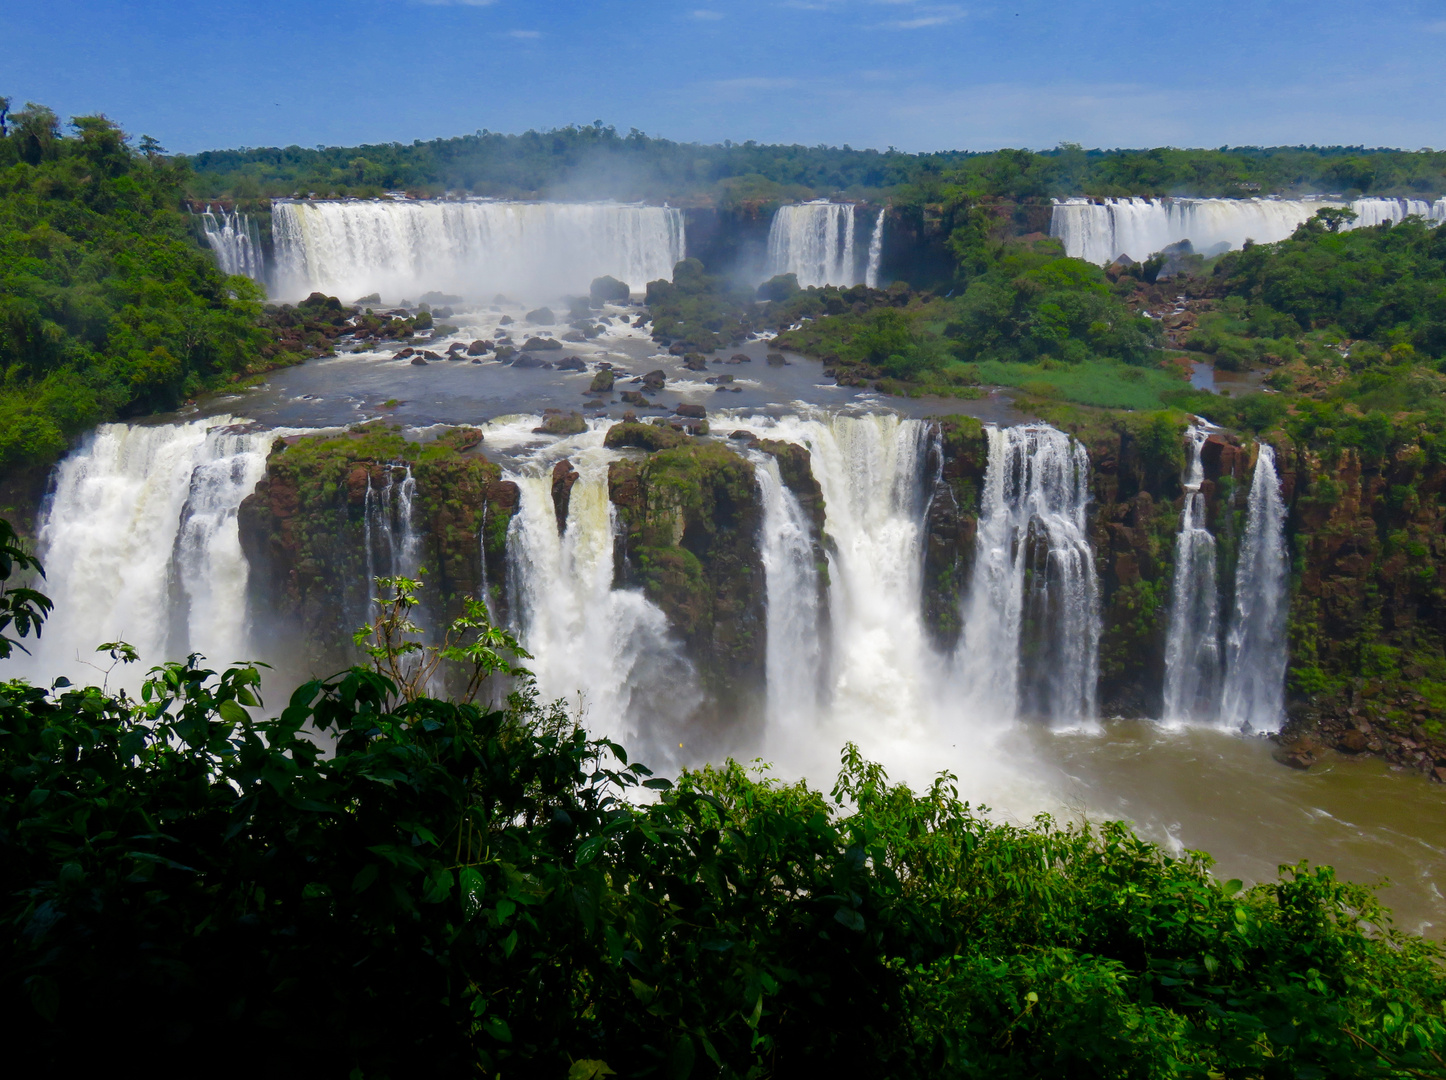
[8,0,1445,154]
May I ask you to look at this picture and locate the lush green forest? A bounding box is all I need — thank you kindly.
[187,123,1446,205]
[0,99,353,473]
[3,533,1444,1077]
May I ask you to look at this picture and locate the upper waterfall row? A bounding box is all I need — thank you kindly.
[1051,195,1446,265]
[270,200,687,301]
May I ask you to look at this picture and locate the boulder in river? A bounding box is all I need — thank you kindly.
[513,354,547,369]
[683,354,708,372]
[588,370,616,394]
[533,410,587,436]
[675,403,706,419]
[398,347,415,358]
[522,337,563,351]
[494,345,517,361]
[621,390,651,406]
[728,353,752,364]
[642,369,666,391]
[766,352,789,367]
[410,356,428,366]
[525,306,556,325]
[466,339,491,356]
[561,330,588,343]
[555,356,587,371]
[590,275,630,305]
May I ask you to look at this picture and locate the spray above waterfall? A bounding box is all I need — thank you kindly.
[271,199,686,302]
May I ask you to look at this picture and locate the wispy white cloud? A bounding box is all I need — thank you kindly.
[876,3,965,29]
[507,28,541,38]
[692,9,725,19]
[1426,18,1446,32]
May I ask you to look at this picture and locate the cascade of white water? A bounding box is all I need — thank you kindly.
[765,202,860,288]
[957,425,1100,727]
[865,208,886,288]
[1219,444,1289,733]
[1051,197,1337,264]
[359,465,423,623]
[8,419,272,687]
[751,453,824,730]
[1348,196,1446,228]
[199,207,266,281]
[504,435,701,752]
[739,413,933,744]
[1051,195,1446,265]
[271,199,686,302]
[1162,422,1223,723]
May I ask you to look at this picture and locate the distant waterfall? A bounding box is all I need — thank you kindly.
[1219,444,1289,733]
[865,208,886,288]
[199,207,266,282]
[1052,195,1446,265]
[504,440,701,752]
[957,425,1100,727]
[271,199,685,302]
[9,419,271,688]
[1348,196,1446,228]
[752,453,824,729]
[359,465,421,627]
[1162,423,1222,723]
[766,201,860,288]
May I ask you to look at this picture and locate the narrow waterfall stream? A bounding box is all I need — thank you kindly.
[751,452,823,731]
[198,207,266,281]
[1162,422,1224,723]
[1220,444,1290,733]
[865,208,885,288]
[957,425,1100,727]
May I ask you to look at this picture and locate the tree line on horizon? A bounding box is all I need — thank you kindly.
[183,120,1446,206]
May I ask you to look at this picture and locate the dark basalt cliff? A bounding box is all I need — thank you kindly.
[238,425,518,676]
[608,438,767,739]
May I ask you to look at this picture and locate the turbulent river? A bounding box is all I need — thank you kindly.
[9,267,1446,936]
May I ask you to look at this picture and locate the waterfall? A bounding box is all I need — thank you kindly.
[1052,195,1446,265]
[741,413,933,741]
[956,425,1100,727]
[271,199,686,302]
[865,208,885,288]
[8,419,271,688]
[504,436,701,753]
[1348,196,1446,228]
[199,207,266,282]
[751,453,824,729]
[359,464,421,627]
[1219,444,1289,733]
[1162,422,1223,723]
[765,201,860,288]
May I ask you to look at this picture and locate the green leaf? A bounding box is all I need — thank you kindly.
[567,1062,616,1080]
[484,1015,512,1043]
[352,864,379,893]
[576,835,605,866]
[834,907,865,932]
[667,1035,695,1080]
[218,699,249,725]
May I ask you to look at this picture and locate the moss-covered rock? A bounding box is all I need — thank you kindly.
[920,417,987,651]
[608,441,765,739]
[604,422,689,452]
[238,425,517,676]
